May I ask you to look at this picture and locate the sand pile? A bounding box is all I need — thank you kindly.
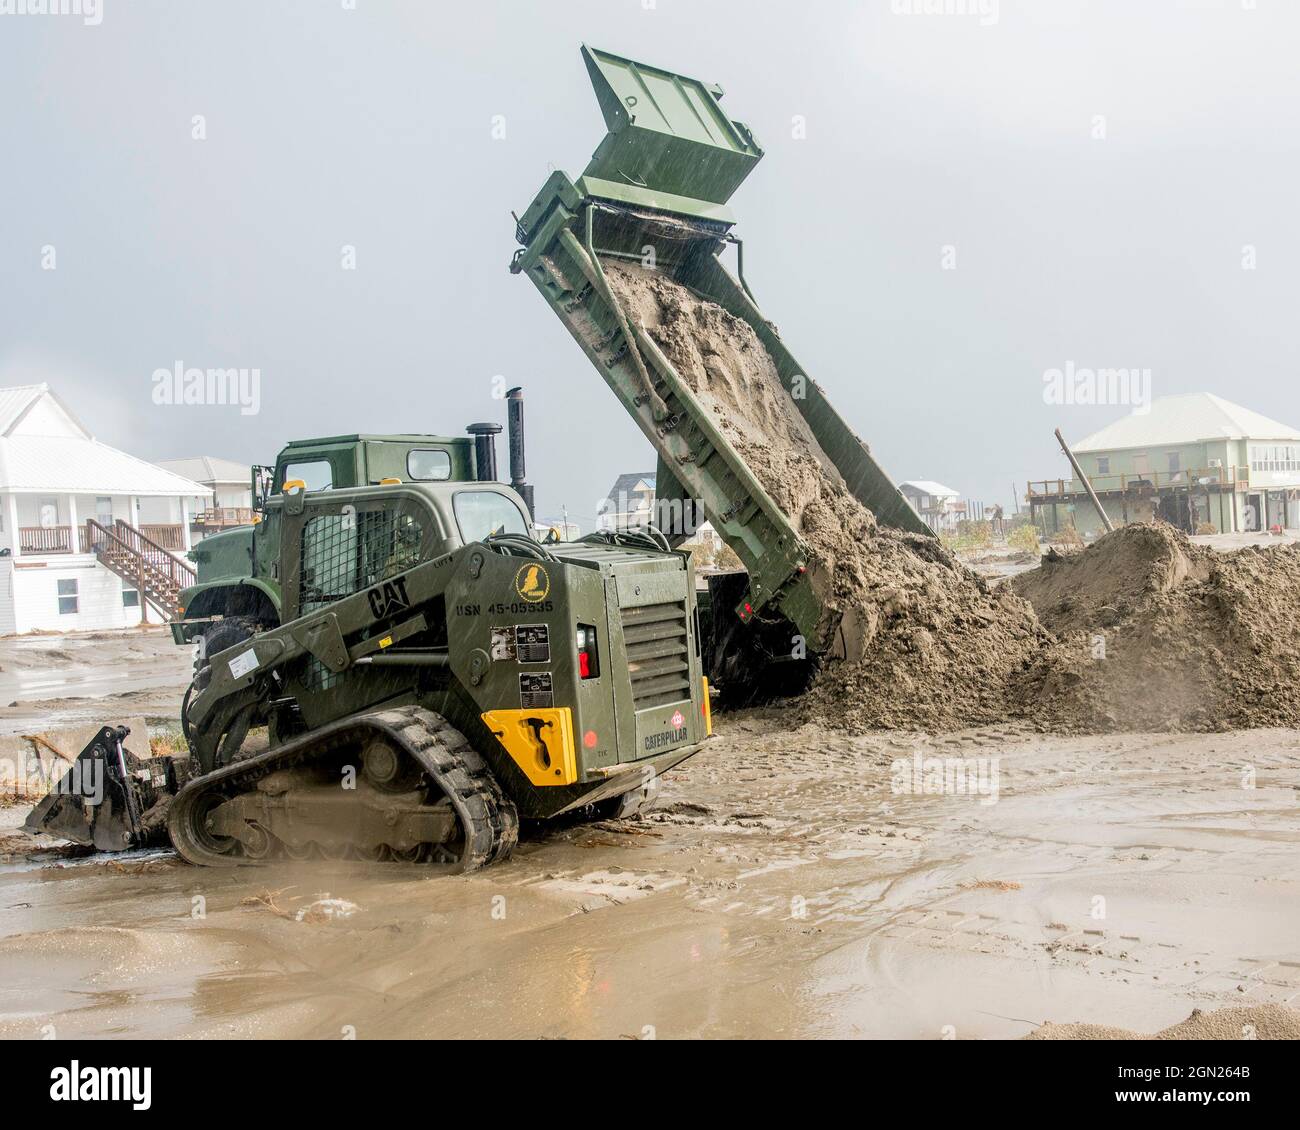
[604,262,1047,730]
[1026,1003,1300,1040]
[600,261,1300,735]
[1014,524,1300,731]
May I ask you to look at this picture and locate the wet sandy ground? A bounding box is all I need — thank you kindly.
[0,628,191,737]
[1,717,1296,1039]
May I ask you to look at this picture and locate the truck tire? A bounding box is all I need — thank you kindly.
[183,616,263,747]
[191,616,259,677]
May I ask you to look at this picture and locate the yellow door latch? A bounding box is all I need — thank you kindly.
[481,707,577,786]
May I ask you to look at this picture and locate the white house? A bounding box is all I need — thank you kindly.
[899,480,963,533]
[598,472,658,531]
[597,471,719,546]
[0,384,211,633]
[153,455,254,540]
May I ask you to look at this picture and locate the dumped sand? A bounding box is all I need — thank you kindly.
[1014,524,1300,731]
[603,261,1300,735]
[604,261,1046,731]
[1027,1004,1300,1040]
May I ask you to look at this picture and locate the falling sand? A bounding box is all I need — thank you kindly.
[604,260,1300,735]
[604,260,1046,732]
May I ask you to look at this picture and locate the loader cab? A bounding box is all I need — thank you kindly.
[272,481,534,623]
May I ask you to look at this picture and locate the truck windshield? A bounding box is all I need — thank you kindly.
[453,491,529,542]
[281,459,333,491]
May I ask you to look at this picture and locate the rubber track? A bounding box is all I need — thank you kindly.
[167,705,519,870]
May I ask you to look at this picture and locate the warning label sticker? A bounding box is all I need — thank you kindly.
[490,626,516,662]
[520,672,554,708]
[228,648,259,679]
[490,624,550,664]
[515,624,551,662]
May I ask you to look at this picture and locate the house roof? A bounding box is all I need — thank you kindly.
[601,472,657,509]
[155,456,250,485]
[899,480,960,498]
[0,383,211,497]
[0,436,214,497]
[0,383,88,437]
[1074,393,1300,453]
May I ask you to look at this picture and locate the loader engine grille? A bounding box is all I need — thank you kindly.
[621,600,691,710]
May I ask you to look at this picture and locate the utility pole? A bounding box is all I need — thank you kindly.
[1054,427,1114,534]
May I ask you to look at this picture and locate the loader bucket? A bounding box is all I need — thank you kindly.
[23,726,181,851]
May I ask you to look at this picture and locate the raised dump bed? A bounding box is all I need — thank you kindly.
[512,45,930,679]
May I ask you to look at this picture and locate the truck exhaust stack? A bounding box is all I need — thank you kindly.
[466,388,531,518]
[506,386,534,519]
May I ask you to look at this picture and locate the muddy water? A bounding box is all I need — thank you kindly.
[0,628,191,736]
[2,720,1297,1039]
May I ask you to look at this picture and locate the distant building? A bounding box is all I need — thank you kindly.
[533,519,581,542]
[0,384,209,633]
[1027,393,1300,537]
[154,455,254,540]
[598,472,658,531]
[597,471,718,547]
[899,480,963,533]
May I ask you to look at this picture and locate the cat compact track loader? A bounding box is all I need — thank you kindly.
[28,478,710,869]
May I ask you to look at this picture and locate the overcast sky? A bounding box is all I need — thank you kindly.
[2,0,1296,526]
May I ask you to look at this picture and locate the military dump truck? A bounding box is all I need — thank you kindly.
[173,387,535,663]
[511,45,930,700]
[30,475,710,867]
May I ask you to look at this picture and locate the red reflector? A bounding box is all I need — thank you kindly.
[583,730,598,749]
[578,651,591,678]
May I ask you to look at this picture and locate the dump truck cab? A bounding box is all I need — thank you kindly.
[171,387,535,649]
[271,433,477,497]
[172,433,475,645]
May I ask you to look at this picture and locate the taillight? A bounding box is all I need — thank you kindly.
[576,624,599,679]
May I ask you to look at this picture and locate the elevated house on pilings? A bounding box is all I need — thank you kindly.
[1027,393,1300,538]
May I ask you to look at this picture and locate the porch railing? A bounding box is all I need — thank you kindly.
[193,507,254,528]
[18,522,184,554]
[1027,466,1251,500]
[83,519,196,605]
[140,523,185,549]
[18,526,74,554]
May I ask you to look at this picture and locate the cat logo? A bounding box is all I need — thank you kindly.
[367,576,411,619]
[515,563,550,602]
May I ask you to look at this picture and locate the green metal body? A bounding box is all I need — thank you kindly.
[577,44,762,225]
[189,481,707,819]
[513,46,930,656]
[172,434,478,643]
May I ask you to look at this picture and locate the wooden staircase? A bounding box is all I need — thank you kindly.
[84,519,196,621]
